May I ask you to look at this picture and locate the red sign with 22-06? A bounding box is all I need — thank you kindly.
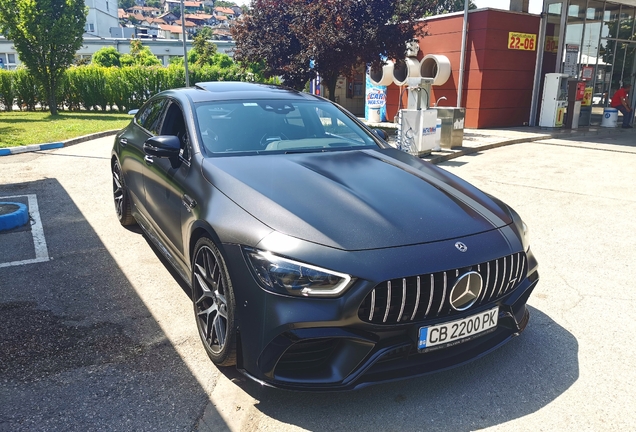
[508,32,537,51]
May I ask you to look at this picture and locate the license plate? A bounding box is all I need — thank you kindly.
[418,307,498,352]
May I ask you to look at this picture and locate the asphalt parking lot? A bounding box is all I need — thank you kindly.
[1,132,635,431]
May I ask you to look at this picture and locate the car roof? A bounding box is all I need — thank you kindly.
[162,82,320,103]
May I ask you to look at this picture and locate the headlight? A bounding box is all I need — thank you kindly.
[244,248,354,297]
[510,208,530,252]
[521,221,530,251]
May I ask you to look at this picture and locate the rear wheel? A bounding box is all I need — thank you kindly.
[112,159,135,226]
[192,237,237,366]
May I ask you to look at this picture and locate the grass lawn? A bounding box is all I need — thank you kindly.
[0,111,132,148]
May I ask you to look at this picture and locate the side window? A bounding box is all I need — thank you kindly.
[136,98,167,135]
[160,101,191,162]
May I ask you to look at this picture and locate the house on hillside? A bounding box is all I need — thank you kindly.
[213,6,235,19]
[158,11,179,25]
[212,28,232,40]
[130,6,161,17]
[184,13,214,26]
[164,0,202,13]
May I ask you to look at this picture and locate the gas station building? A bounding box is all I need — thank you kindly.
[371,0,636,128]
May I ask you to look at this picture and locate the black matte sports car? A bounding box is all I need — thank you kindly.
[111,82,538,391]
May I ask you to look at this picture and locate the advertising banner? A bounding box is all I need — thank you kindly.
[365,72,387,123]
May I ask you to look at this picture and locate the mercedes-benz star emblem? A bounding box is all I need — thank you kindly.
[450,271,483,311]
[455,242,468,252]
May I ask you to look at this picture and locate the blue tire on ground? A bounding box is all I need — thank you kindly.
[0,202,29,232]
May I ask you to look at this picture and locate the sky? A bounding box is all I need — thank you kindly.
[232,0,544,14]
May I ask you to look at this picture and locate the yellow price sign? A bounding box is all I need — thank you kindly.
[581,87,593,107]
[555,106,566,127]
[545,36,559,53]
[508,32,537,51]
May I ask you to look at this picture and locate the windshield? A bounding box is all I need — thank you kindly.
[195,99,378,155]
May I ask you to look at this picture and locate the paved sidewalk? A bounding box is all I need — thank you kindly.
[365,119,636,163]
[427,125,636,163]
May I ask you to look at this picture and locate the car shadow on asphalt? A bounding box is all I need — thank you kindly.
[229,306,577,431]
[0,178,227,431]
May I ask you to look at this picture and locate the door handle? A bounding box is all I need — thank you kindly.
[144,155,154,165]
[120,138,128,146]
[182,194,197,211]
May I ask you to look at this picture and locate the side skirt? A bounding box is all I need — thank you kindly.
[133,209,192,288]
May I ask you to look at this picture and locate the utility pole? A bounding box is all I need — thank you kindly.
[180,0,190,87]
[457,0,469,107]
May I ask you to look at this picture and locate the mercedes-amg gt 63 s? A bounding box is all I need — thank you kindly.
[111,82,538,391]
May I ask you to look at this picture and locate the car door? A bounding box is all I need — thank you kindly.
[142,99,194,263]
[119,97,168,212]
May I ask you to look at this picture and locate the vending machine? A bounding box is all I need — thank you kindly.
[539,73,569,127]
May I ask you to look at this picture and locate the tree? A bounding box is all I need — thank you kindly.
[119,0,135,10]
[232,0,434,101]
[120,40,163,67]
[432,0,476,14]
[0,0,86,114]
[92,47,122,68]
[191,32,217,66]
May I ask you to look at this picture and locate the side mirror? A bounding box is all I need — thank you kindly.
[372,128,389,141]
[128,109,139,115]
[143,136,181,158]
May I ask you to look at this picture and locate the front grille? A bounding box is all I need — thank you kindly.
[358,252,527,325]
[275,338,341,373]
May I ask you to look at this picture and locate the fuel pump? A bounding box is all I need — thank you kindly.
[539,73,569,128]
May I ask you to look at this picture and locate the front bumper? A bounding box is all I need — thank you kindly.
[223,228,539,391]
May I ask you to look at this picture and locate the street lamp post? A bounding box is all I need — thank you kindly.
[181,0,190,87]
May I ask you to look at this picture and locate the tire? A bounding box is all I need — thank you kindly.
[112,159,136,226]
[191,237,237,366]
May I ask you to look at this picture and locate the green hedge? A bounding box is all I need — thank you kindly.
[0,63,269,112]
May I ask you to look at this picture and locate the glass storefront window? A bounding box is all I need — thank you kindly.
[601,5,636,108]
[602,3,621,38]
[543,2,563,73]
[564,0,587,78]
[535,0,636,125]
[583,1,605,107]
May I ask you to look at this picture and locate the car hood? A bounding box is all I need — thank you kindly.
[202,148,512,251]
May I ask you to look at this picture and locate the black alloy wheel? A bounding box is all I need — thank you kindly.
[192,237,237,366]
[112,159,135,226]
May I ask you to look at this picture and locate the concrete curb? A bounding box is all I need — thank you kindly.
[0,129,119,157]
[427,134,552,164]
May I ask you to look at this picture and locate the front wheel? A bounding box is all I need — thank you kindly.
[191,237,237,366]
[112,159,135,226]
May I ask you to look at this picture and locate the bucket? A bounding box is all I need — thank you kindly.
[368,108,381,123]
[601,107,618,127]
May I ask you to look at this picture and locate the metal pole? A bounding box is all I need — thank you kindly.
[529,12,547,126]
[181,0,190,87]
[456,0,469,108]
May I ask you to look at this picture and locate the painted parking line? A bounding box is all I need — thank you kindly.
[0,194,50,268]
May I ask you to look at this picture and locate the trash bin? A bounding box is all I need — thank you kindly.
[601,107,618,127]
[433,107,465,149]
